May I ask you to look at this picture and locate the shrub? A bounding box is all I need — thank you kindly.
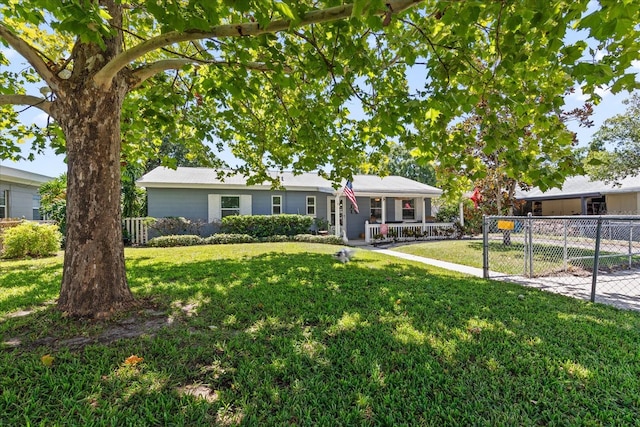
[1,222,62,258]
[221,214,313,238]
[261,235,292,243]
[147,217,207,236]
[293,234,345,245]
[147,235,204,247]
[203,234,258,245]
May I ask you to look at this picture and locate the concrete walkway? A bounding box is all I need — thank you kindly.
[372,249,486,277]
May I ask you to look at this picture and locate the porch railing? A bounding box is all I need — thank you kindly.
[364,221,456,243]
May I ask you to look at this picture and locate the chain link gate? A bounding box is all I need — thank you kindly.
[483,215,640,311]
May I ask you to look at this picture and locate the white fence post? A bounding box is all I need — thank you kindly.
[122,217,148,245]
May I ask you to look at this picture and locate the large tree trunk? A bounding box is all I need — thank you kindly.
[55,0,135,318]
[56,84,136,318]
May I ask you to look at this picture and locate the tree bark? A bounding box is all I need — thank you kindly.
[55,82,135,318]
[55,0,135,318]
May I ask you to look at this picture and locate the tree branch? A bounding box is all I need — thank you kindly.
[94,0,424,90]
[0,23,59,91]
[0,94,53,117]
[130,58,292,89]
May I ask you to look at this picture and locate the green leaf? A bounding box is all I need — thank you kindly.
[275,3,296,22]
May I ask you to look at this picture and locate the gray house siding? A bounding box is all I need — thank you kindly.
[140,168,444,241]
[147,188,210,220]
[344,195,368,240]
[147,188,330,235]
[0,182,40,220]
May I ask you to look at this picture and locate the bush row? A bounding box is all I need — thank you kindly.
[147,233,344,247]
[1,222,62,258]
[221,214,314,238]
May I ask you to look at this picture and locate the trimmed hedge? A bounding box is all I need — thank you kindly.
[221,214,313,238]
[203,234,258,245]
[1,221,62,258]
[292,234,345,245]
[146,233,345,247]
[147,235,204,247]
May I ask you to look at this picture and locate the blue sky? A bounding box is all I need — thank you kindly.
[2,25,639,179]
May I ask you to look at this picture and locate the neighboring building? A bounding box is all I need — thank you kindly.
[517,175,640,216]
[137,167,443,240]
[0,165,53,220]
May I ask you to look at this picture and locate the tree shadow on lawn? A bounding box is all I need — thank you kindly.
[3,249,638,349]
[0,259,62,316]
[2,249,640,424]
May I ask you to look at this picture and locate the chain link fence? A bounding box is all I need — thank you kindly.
[483,215,640,311]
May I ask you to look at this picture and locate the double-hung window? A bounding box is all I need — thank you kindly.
[33,195,41,220]
[306,196,316,216]
[402,199,415,220]
[221,196,240,217]
[272,195,282,215]
[370,198,382,220]
[0,190,6,218]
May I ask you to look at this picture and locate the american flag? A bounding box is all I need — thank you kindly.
[344,180,359,214]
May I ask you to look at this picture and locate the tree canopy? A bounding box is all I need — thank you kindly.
[1,0,638,317]
[586,93,640,183]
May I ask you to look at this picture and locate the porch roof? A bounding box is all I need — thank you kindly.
[137,167,443,197]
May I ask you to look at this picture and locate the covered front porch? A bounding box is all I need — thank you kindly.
[327,175,455,242]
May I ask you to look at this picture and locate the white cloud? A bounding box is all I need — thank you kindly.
[32,112,51,127]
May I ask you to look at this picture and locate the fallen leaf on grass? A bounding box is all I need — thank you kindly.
[124,355,144,365]
[41,354,54,367]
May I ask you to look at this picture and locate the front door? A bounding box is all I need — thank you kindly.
[327,196,346,236]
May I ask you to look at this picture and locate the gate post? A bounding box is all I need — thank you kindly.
[482,215,489,279]
[528,213,534,278]
[591,217,603,303]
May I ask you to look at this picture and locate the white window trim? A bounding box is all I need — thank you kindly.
[272,195,282,215]
[221,195,241,218]
[306,196,316,217]
[32,194,41,220]
[402,198,416,220]
[0,190,7,219]
[370,197,382,220]
[208,194,252,222]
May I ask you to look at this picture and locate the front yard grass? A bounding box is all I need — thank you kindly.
[1,242,640,425]
[392,239,640,276]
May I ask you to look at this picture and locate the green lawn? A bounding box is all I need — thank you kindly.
[392,239,640,276]
[2,243,640,425]
[392,240,486,269]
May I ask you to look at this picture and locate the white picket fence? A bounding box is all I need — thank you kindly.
[122,217,149,245]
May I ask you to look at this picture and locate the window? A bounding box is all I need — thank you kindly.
[306,196,316,216]
[370,198,382,221]
[402,199,415,220]
[0,190,6,218]
[272,195,282,215]
[32,195,41,220]
[221,196,240,217]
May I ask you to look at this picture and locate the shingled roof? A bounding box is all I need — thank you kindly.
[137,167,443,197]
[517,175,640,201]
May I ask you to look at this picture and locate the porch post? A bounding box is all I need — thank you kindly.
[365,220,370,243]
[459,201,465,227]
[334,194,341,237]
[381,197,387,224]
[421,197,426,224]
